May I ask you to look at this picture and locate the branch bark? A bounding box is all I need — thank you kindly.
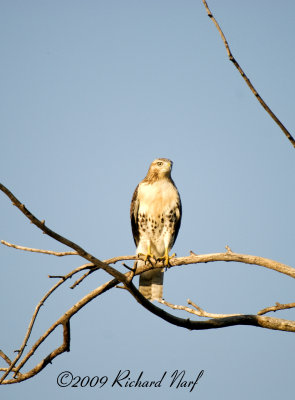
[201,0,295,148]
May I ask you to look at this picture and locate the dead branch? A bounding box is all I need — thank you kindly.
[170,249,295,279]
[2,238,294,281]
[159,299,242,318]
[160,298,295,320]
[158,297,295,329]
[1,3,294,386]
[121,279,295,333]
[1,183,295,384]
[0,262,98,383]
[1,240,78,256]
[201,0,295,148]
[0,277,118,384]
[0,183,126,283]
[2,243,294,384]
[258,302,295,316]
[1,240,138,264]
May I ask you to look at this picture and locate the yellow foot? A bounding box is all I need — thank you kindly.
[138,251,155,263]
[138,244,156,263]
[157,252,176,266]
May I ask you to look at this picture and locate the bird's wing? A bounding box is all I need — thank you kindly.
[174,196,182,244]
[130,184,140,247]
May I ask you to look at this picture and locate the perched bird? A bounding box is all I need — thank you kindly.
[130,158,182,301]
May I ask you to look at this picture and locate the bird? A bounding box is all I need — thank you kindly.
[130,158,182,301]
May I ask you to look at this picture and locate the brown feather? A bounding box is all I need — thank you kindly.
[130,184,140,246]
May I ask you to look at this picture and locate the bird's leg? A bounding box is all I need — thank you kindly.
[138,243,154,263]
[157,247,175,266]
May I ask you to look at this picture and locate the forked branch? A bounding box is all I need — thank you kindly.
[1,183,294,385]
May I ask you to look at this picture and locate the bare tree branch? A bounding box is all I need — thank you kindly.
[159,299,242,318]
[1,240,138,264]
[258,302,295,316]
[155,298,295,331]
[1,240,78,256]
[0,183,126,283]
[160,298,295,320]
[1,183,295,384]
[0,262,100,383]
[1,3,294,386]
[3,236,294,281]
[0,276,118,384]
[169,249,295,279]
[0,351,13,367]
[201,0,295,148]
[121,279,295,333]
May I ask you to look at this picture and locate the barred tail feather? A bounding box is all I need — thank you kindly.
[139,267,164,301]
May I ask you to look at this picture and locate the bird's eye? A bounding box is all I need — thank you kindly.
[157,161,163,166]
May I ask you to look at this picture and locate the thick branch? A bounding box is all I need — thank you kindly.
[123,280,295,332]
[1,183,295,384]
[161,298,295,319]
[1,252,294,384]
[3,238,294,282]
[201,0,295,148]
[168,250,295,279]
[0,183,126,283]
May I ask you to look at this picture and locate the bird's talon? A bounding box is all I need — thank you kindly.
[157,252,175,266]
[138,252,154,264]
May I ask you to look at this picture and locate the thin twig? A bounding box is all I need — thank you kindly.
[1,278,118,384]
[0,351,12,366]
[258,302,295,316]
[48,275,66,279]
[70,267,97,289]
[201,0,295,148]
[0,350,23,378]
[1,240,140,263]
[1,240,78,256]
[159,299,242,318]
[0,263,95,383]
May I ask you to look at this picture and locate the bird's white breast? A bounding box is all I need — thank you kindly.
[137,180,178,216]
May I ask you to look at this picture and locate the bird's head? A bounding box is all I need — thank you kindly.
[145,158,173,182]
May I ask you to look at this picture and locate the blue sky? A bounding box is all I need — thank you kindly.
[1,1,294,399]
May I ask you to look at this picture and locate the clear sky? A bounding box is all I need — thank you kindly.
[1,1,294,399]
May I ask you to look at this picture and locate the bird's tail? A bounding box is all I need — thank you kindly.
[138,264,164,301]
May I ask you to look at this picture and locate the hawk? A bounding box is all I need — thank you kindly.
[130,158,182,301]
